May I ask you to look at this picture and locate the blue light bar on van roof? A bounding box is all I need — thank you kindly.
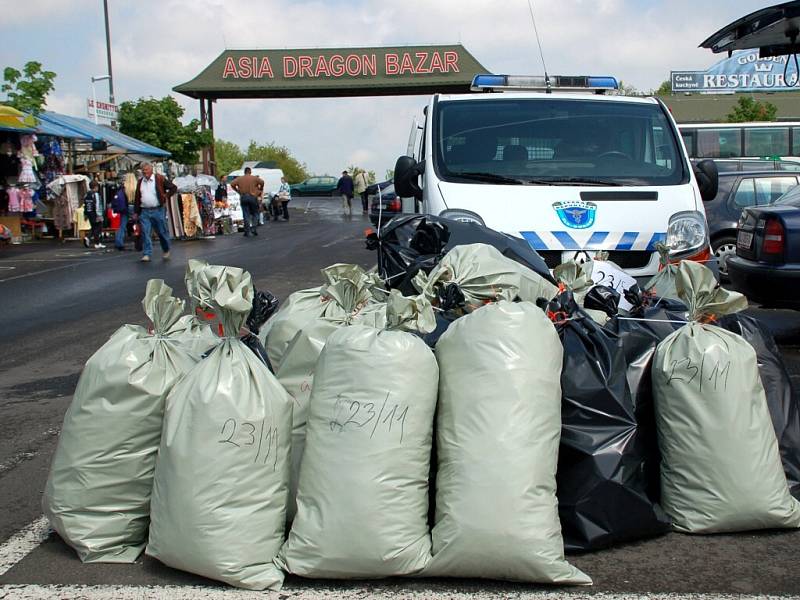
[470,74,619,93]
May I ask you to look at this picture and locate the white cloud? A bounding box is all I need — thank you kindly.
[2,0,94,26]
[46,92,87,117]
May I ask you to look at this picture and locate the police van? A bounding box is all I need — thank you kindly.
[393,74,719,281]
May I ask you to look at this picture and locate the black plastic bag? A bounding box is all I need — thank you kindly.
[549,291,670,552]
[366,214,554,296]
[716,313,800,499]
[605,287,688,503]
[240,290,280,372]
[583,284,620,318]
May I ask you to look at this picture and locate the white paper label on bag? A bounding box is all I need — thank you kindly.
[590,260,637,311]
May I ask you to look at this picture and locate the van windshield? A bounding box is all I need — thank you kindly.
[435,98,686,186]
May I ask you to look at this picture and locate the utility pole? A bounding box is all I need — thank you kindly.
[103,0,115,105]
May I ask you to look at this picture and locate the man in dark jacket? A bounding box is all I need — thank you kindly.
[133,162,177,262]
[336,170,354,216]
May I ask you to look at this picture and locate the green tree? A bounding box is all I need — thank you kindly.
[616,80,638,96]
[118,96,213,165]
[727,96,778,122]
[214,139,244,177]
[385,168,394,182]
[245,141,309,183]
[655,80,672,95]
[2,61,57,113]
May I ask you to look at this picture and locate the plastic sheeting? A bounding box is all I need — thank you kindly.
[549,291,670,552]
[652,261,800,533]
[716,313,800,499]
[43,280,207,563]
[367,214,554,296]
[276,293,438,578]
[147,264,293,590]
[425,301,590,584]
[241,289,280,370]
[644,244,680,300]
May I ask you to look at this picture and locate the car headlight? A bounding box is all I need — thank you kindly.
[439,209,485,226]
[666,210,708,258]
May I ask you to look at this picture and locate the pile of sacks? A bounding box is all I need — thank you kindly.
[42,242,800,590]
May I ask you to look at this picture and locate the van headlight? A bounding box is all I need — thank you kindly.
[439,209,485,226]
[666,210,708,258]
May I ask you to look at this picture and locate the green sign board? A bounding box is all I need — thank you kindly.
[174,45,488,99]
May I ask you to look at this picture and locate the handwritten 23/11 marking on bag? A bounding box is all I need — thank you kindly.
[666,355,731,393]
[329,392,410,443]
[218,418,280,469]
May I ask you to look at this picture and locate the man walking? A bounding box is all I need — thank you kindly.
[337,170,354,215]
[354,169,369,214]
[133,162,177,262]
[231,167,264,236]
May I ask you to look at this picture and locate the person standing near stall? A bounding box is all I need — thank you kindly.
[230,167,264,237]
[133,162,177,262]
[354,169,369,214]
[83,181,105,249]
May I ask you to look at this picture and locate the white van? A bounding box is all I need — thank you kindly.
[394,74,719,281]
[226,164,285,201]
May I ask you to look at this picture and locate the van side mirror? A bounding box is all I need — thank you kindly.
[694,159,719,202]
[394,155,424,200]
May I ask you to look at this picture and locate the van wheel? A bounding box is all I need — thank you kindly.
[712,236,737,279]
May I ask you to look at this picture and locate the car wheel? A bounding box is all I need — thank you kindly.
[712,236,737,279]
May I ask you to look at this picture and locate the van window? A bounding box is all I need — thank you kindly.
[744,127,789,157]
[697,128,741,159]
[435,98,685,186]
[681,130,696,157]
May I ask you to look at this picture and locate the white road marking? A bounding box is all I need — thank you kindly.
[0,517,50,577]
[321,235,354,248]
[0,586,797,600]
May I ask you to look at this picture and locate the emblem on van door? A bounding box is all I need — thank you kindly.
[553,200,597,229]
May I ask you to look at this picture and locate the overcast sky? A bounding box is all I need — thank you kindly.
[2,0,779,177]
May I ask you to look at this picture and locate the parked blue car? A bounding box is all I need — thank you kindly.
[704,170,800,278]
[728,186,800,308]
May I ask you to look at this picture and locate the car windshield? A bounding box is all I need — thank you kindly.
[775,184,800,207]
[435,98,686,186]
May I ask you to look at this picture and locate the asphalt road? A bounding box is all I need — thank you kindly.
[1,198,799,598]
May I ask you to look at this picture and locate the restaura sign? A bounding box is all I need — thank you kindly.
[671,49,800,93]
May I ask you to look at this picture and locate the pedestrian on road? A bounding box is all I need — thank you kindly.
[133,162,177,262]
[231,167,264,236]
[337,170,354,215]
[354,169,369,214]
[111,172,136,251]
[83,181,105,249]
[273,176,291,221]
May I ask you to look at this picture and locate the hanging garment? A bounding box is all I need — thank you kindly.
[19,187,34,212]
[181,193,197,237]
[73,208,90,232]
[18,157,37,184]
[7,187,20,212]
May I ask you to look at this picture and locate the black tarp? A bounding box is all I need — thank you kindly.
[366,214,554,296]
[550,291,670,552]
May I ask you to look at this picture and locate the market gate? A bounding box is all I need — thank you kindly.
[173,45,488,174]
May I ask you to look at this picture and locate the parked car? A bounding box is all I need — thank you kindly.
[692,158,800,173]
[704,170,800,277]
[727,186,800,308]
[290,175,338,197]
[369,183,402,226]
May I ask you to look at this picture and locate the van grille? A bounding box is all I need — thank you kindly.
[538,251,654,270]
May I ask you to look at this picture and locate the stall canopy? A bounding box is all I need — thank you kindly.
[36,112,170,157]
[174,44,488,99]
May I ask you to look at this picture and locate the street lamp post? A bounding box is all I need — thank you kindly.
[91,75,111,125]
